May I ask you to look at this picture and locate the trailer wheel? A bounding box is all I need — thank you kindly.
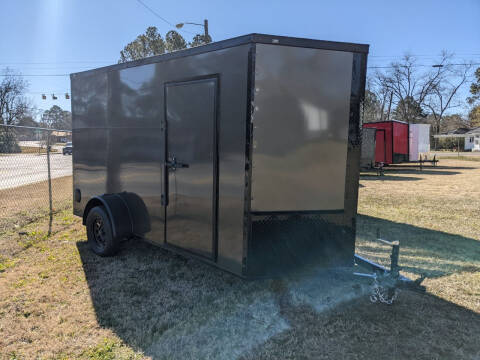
[86,206,120,256]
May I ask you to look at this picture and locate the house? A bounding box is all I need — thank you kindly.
[433,127,480,151]
[466,127,480,151]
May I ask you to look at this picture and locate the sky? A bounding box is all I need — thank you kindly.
[0,0,479,118]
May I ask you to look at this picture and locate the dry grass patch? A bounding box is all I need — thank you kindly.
[440,156,480,162]
[0,175,72,234]
[19,146,58,154]
[0,210,144,359]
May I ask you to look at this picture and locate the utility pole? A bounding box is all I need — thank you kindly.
[204,19,209,38]
[386,91,393,121]
[379,94,386,122]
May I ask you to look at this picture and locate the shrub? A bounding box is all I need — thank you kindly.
[0,128,21,153]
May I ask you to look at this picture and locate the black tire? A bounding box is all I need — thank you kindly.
[86,206,120,256]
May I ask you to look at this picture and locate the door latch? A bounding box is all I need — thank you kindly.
[166,156,189,171]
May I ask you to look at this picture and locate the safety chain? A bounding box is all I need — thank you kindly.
[370,276,399,305]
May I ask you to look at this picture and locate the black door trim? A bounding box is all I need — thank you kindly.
[163,75,220,261]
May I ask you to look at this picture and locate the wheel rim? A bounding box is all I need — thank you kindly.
[91,215,107,248]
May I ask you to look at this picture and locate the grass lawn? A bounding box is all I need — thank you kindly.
[0,159,479,359]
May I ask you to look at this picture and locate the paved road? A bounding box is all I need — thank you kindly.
[0,153,72,190]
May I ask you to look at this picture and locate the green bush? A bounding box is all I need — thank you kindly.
[434,137,465,151]
[0,129,20,153]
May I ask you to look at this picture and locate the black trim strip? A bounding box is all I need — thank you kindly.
[71,34,369,79]
[163,76,219,261]
[243,43,256,275]
[250,34,369,54]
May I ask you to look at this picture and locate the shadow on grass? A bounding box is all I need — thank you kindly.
[389,164,475,171]
[356,214,480,278]
[77,240,290,359]
[360,174,422,181]
[383,168,461,176]
[77,227,480,359]
[239,289,480,360]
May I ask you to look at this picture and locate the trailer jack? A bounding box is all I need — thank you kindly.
[354,230,426,304]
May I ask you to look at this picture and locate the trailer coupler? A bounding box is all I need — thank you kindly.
[354,230,426,304]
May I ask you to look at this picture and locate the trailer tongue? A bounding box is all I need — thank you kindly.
[354,230,426,304]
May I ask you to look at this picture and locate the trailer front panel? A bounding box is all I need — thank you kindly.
[245,43,363,276]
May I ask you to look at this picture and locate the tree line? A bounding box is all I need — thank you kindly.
[119,26,211,63]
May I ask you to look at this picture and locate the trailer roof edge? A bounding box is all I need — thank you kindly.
[70,33,369,79]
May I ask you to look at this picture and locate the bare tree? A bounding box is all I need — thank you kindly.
[373,53,451,123]
[365,75,392,122]
[425,62,472,134]
[0,68,29,125]
[0,69,29,153]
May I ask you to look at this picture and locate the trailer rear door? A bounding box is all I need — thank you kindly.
[165,77,218,259]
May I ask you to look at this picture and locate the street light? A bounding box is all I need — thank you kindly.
[432,64,444,68]
[175,19,209,38]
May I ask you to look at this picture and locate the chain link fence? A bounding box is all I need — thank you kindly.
[0,124,72,233]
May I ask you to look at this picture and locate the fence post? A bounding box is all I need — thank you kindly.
[47,131,53,235]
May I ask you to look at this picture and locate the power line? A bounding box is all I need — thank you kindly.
[26,91,71,94]
[370,53,480,58]
[0,67,102,71]
[0,55,478,69]
[134,0,195,35]
[0,74,69,77]
[0,56,477,65]
[368,63,480,69]
[0,62,477,76]
[0,61,115,65]
[134,0,174,27]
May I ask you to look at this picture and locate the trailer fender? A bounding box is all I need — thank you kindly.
[82,192,150,238]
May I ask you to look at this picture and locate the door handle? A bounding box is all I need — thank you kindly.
[166,156,189,171]
[162,156,189,206]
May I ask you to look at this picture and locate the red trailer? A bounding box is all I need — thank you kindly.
[363,120,409,164]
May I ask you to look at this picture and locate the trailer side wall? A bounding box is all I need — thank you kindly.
[71,45,251,274]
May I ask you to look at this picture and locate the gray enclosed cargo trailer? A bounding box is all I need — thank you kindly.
[71,34,369,278]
